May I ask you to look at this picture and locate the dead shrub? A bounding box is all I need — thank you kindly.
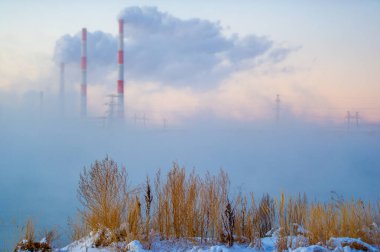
[257,194,276,237]
[276,193,288,252]
[68,214,89,242]
[14,218,55,252]
[74,156,132,246]
[222,197,235,247]
[127,195,142,240]
[307,203,338,245]
[167,163,186,238]
[65,158,380,248]
[78,156,127,233]
[143,176,154,248]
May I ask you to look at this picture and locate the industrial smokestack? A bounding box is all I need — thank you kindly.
[117,19,124,118]
[81,28,87,117]
[59,62,65,115]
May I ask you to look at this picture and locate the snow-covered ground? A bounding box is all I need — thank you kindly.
[59,233,379,252]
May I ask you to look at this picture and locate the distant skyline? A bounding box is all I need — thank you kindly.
[0,0,379,124]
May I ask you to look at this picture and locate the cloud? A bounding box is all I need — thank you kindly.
[226,35,273,63]
[268,46,301,63]
[53,31,117,67]
[53,6,296,88]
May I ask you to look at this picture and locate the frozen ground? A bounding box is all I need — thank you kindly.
[59,233,379,252]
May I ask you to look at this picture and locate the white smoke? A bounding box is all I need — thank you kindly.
[53,6,296,88]
[53,31,117,67]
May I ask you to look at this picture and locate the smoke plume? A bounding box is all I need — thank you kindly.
[54,6,295,88]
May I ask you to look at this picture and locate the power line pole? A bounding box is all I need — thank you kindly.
[133,113,148,127]
[95,116,107,128]
[104,94,118,127]
[355,112,360,128]
[142,113,147,127]
[345,111,351,129]
[163,117,167,129]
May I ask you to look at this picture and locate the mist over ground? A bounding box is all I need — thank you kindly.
[0,101,379,248]
[0,4,380,250]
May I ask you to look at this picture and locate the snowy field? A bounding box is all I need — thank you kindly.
[59,233,379,252]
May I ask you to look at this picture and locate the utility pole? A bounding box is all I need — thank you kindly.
[142,113,147,127]
[107,95,118,118]
[163,118,167,129]
[104,94,118,127]
[345,111,351,129]
[355,112,360,128]
[95,116,107,128]
[133,113,148,127]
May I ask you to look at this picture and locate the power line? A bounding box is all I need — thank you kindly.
[345,111,360,129]
[133,112,148,127]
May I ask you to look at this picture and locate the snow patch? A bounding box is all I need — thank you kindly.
[60,235,379,252]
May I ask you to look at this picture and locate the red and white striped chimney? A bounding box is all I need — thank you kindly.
[81,28,87,117]
[117,19,124,118]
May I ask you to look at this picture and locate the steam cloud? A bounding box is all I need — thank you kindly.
[54,6,295,87]
[1,5,379,251]
[54,31,117,67]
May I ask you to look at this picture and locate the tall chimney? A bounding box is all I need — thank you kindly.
[117,19,124,118]
[60,62,65,115]
[81,28,87,117]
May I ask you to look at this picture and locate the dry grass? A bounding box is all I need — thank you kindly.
[24,219,35,243]
[306,199,380,246]
[77,157,127,233]
[68,214,89,242]
[127,195,142,240]
[200,170,228,242]
[151,164,231,244]
[246,193,256,243]
[143,176,153,248]
[40,227,59,247]
[14,218,55,252]
[221,197,236,247]
[66,157,380,248]
[276,193,288,252]
[256,194,276,238]
[234,194,248,243]
[167,163,186,238]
